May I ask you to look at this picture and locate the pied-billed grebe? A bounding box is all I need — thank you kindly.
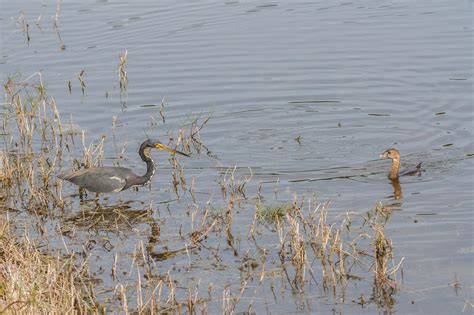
[380,148,422,180]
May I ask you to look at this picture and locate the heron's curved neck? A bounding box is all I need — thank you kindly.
[137,147,156,186]
[389,157,400,179]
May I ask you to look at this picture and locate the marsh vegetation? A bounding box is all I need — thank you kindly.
[1,1,472,314]
[0,75,406,313]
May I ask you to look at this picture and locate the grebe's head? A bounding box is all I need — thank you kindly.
[380,148,400,160]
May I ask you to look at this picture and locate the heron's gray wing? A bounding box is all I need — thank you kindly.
[59,167,133,193]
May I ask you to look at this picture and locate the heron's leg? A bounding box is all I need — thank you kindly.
[94,193,100,209]
[79,187,87,201]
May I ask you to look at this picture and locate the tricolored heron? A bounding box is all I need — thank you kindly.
[380,148,422,180]
[59,139,189,193]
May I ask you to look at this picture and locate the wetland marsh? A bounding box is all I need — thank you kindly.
[0,0,473,314]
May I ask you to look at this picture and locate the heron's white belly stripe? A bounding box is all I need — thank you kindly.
[109,176,126,192]
[110,176,126,183]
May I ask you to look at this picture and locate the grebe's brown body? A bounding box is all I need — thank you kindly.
[380,148,422,180]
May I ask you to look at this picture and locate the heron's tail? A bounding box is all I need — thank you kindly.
[57,172,72,180]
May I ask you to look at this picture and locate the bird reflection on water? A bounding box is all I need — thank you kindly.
[389,178,403,200]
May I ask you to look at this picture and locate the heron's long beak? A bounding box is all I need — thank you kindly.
[155,143,190,157]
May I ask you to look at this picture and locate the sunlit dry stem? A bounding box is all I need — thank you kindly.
[118,50,128,93]
[159,97,166,123]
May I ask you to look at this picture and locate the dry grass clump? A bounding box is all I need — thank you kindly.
[153,114,213,198]
[0,220,102,314]
[1,73,67,213]
[249,195,403,310]
[172,114,212,156]
[363,203,403,308]
[0,73,107,210]
[117,196,403,313]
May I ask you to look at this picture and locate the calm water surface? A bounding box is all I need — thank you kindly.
[1,0,473,313]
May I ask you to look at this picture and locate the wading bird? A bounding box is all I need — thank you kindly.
[380,148,422,180]
[59,139,189,193]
